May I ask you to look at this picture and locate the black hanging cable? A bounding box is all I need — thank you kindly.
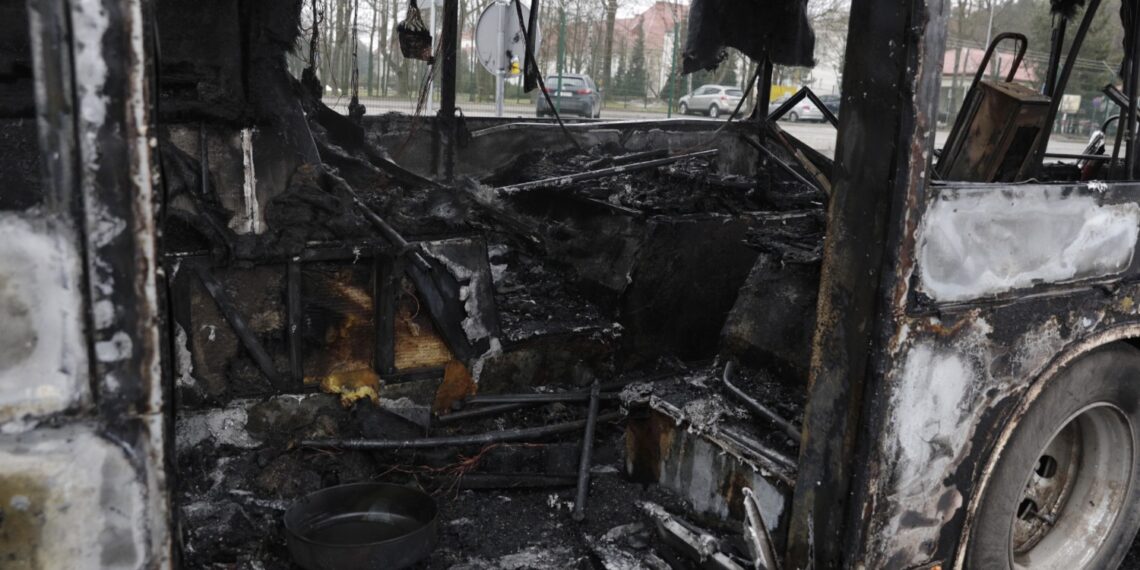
[302,0,324,100]
[348,0,366,123]
[512,0,583,151]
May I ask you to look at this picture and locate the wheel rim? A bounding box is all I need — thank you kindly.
[1009,403,1134,568]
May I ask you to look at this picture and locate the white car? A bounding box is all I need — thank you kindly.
[678,84,745,119]
[770,94,825,122]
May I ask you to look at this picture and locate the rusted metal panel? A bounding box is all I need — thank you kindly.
[849,179,1140,567]
[937,81,1050,183]
[626,406,792,536]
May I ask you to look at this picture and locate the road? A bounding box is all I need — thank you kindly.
[334,96,1093,159]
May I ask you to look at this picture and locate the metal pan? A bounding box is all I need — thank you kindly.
[284,482,438,570]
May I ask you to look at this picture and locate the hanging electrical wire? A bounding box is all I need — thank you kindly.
[511,0,583,152]
[395,40,444,160]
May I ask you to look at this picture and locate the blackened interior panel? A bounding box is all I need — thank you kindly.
[0,4,42,211]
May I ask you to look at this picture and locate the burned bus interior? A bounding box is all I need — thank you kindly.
[7,0,1140,568]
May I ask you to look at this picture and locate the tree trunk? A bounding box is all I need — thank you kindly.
[368,0,378,95]
[602,0,616,91]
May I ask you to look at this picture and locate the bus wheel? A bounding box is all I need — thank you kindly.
[967,344,1140,569]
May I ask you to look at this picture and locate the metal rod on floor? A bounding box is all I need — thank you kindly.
[573,378,602,521]
[722,360,801,441]
[435,402,531,424]
[497,149,718,194]
[466,392,618,405]
[303,412,622,450]
[441,473,577,489]
[739,135,821,193]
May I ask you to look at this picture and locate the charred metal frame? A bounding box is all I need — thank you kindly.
[766,86,839,128]
[166,238,463,390]
[791,0,1140,568]
[787,0,946,566]
[24,0,174,564]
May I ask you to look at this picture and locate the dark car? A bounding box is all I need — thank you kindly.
[537,74,602,118]
[820,94,841,118]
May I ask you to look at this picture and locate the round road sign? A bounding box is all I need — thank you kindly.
[475,1,541,76]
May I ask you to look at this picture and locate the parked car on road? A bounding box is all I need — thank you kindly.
[677,84,744,118]
[770,94,825,121]
[820,94,841,117]
[536,74,602,118]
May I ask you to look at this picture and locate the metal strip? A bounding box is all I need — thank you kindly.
[286,258,304,385]
[192,264,283,390]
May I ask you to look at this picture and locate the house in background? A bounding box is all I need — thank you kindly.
[612,1,686,97]
[940,45,1039,120]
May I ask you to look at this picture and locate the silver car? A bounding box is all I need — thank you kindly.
[678,84,744,119]
[773,94,837,122]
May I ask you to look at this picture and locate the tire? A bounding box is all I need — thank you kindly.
[680,102,688,115]
[708,104,720,119]
[788,111,799,122]
[966,343,1140,569]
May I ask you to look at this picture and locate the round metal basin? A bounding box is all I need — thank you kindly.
[285,482,438,570]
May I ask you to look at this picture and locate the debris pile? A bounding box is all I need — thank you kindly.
[155,4,829,569]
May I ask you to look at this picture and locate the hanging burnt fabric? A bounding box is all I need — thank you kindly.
[348,0,366,123]
[398,0,434,62]
[455,108,473,148]
[682,0,815,74]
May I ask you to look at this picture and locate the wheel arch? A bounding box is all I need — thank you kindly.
[952,324,1140,567]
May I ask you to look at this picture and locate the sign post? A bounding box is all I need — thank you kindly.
[476,1,540,117]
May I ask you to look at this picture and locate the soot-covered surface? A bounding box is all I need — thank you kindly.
[490,145,800,217]
[155,5,825,567]
[174,381,771,569]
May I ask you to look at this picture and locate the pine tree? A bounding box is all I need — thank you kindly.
[626,24,647,99]
[613,38,627,97]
